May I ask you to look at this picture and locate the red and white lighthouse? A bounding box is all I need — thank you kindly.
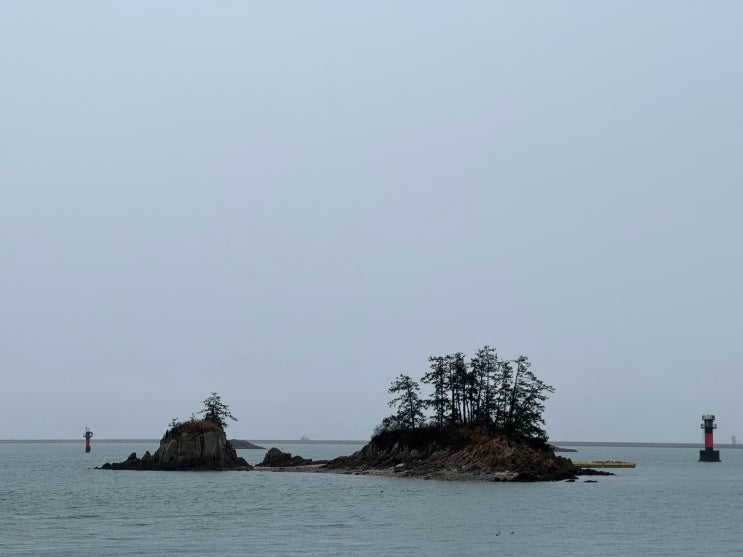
[699,414,720,462]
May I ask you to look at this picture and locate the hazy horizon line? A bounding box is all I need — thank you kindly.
[2,438,742,449]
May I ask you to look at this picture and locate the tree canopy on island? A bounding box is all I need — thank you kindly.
[380,345,554,441]
[167,392,238,432]
[200,392,238,428]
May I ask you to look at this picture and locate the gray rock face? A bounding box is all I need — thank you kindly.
[99,420,252,471]
[154,429,235,469]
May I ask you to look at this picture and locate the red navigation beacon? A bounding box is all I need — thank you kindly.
[699,414,721,462]
[84,426,93,453]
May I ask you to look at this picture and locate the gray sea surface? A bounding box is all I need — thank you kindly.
[2,442,743,556]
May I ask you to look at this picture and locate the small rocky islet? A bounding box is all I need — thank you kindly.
[98,419,251,471]
[256,427,587,482]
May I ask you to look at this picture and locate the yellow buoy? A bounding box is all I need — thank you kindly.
[572,460,636,468]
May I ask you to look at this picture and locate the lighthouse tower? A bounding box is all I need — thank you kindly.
[699,414,720,462]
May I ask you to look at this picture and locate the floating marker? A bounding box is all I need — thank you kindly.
[84,426,93,453]
[699,414,720,462]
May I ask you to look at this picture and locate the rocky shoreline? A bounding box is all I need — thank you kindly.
[255,428,606,482]
[253,461,525,481]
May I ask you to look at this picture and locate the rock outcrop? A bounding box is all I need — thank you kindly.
[99,420,251,471]
[258,447,317,467]
[321,427,577,481]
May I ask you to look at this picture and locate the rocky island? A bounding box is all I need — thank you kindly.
[254,346,611,482]
[99,419,251,471]
[325,428,576,481]
[256,427,579,481]
[99,393,251,471]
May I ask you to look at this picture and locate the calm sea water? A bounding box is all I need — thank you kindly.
[2,442,743,556]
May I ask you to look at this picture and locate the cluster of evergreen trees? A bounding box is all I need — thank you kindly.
[379,346,555,440]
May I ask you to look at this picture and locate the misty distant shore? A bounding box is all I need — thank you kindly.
[554,441,743,449]
[2,439,743,449]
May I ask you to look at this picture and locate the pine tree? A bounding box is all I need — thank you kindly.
[501,357,554,439]
[387,374,426,430]
[422,356,448,427]
[199,392,238,429]
[492,358,514,431]
[470,345,498,428]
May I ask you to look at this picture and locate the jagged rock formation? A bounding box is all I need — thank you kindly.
[258,447,318,467]
[321,427,578,481]
[99,420,251,471]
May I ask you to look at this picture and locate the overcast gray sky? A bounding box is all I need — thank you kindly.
[1,1,741,443]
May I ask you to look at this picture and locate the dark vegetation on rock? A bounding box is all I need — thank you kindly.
[380,346,555,441]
